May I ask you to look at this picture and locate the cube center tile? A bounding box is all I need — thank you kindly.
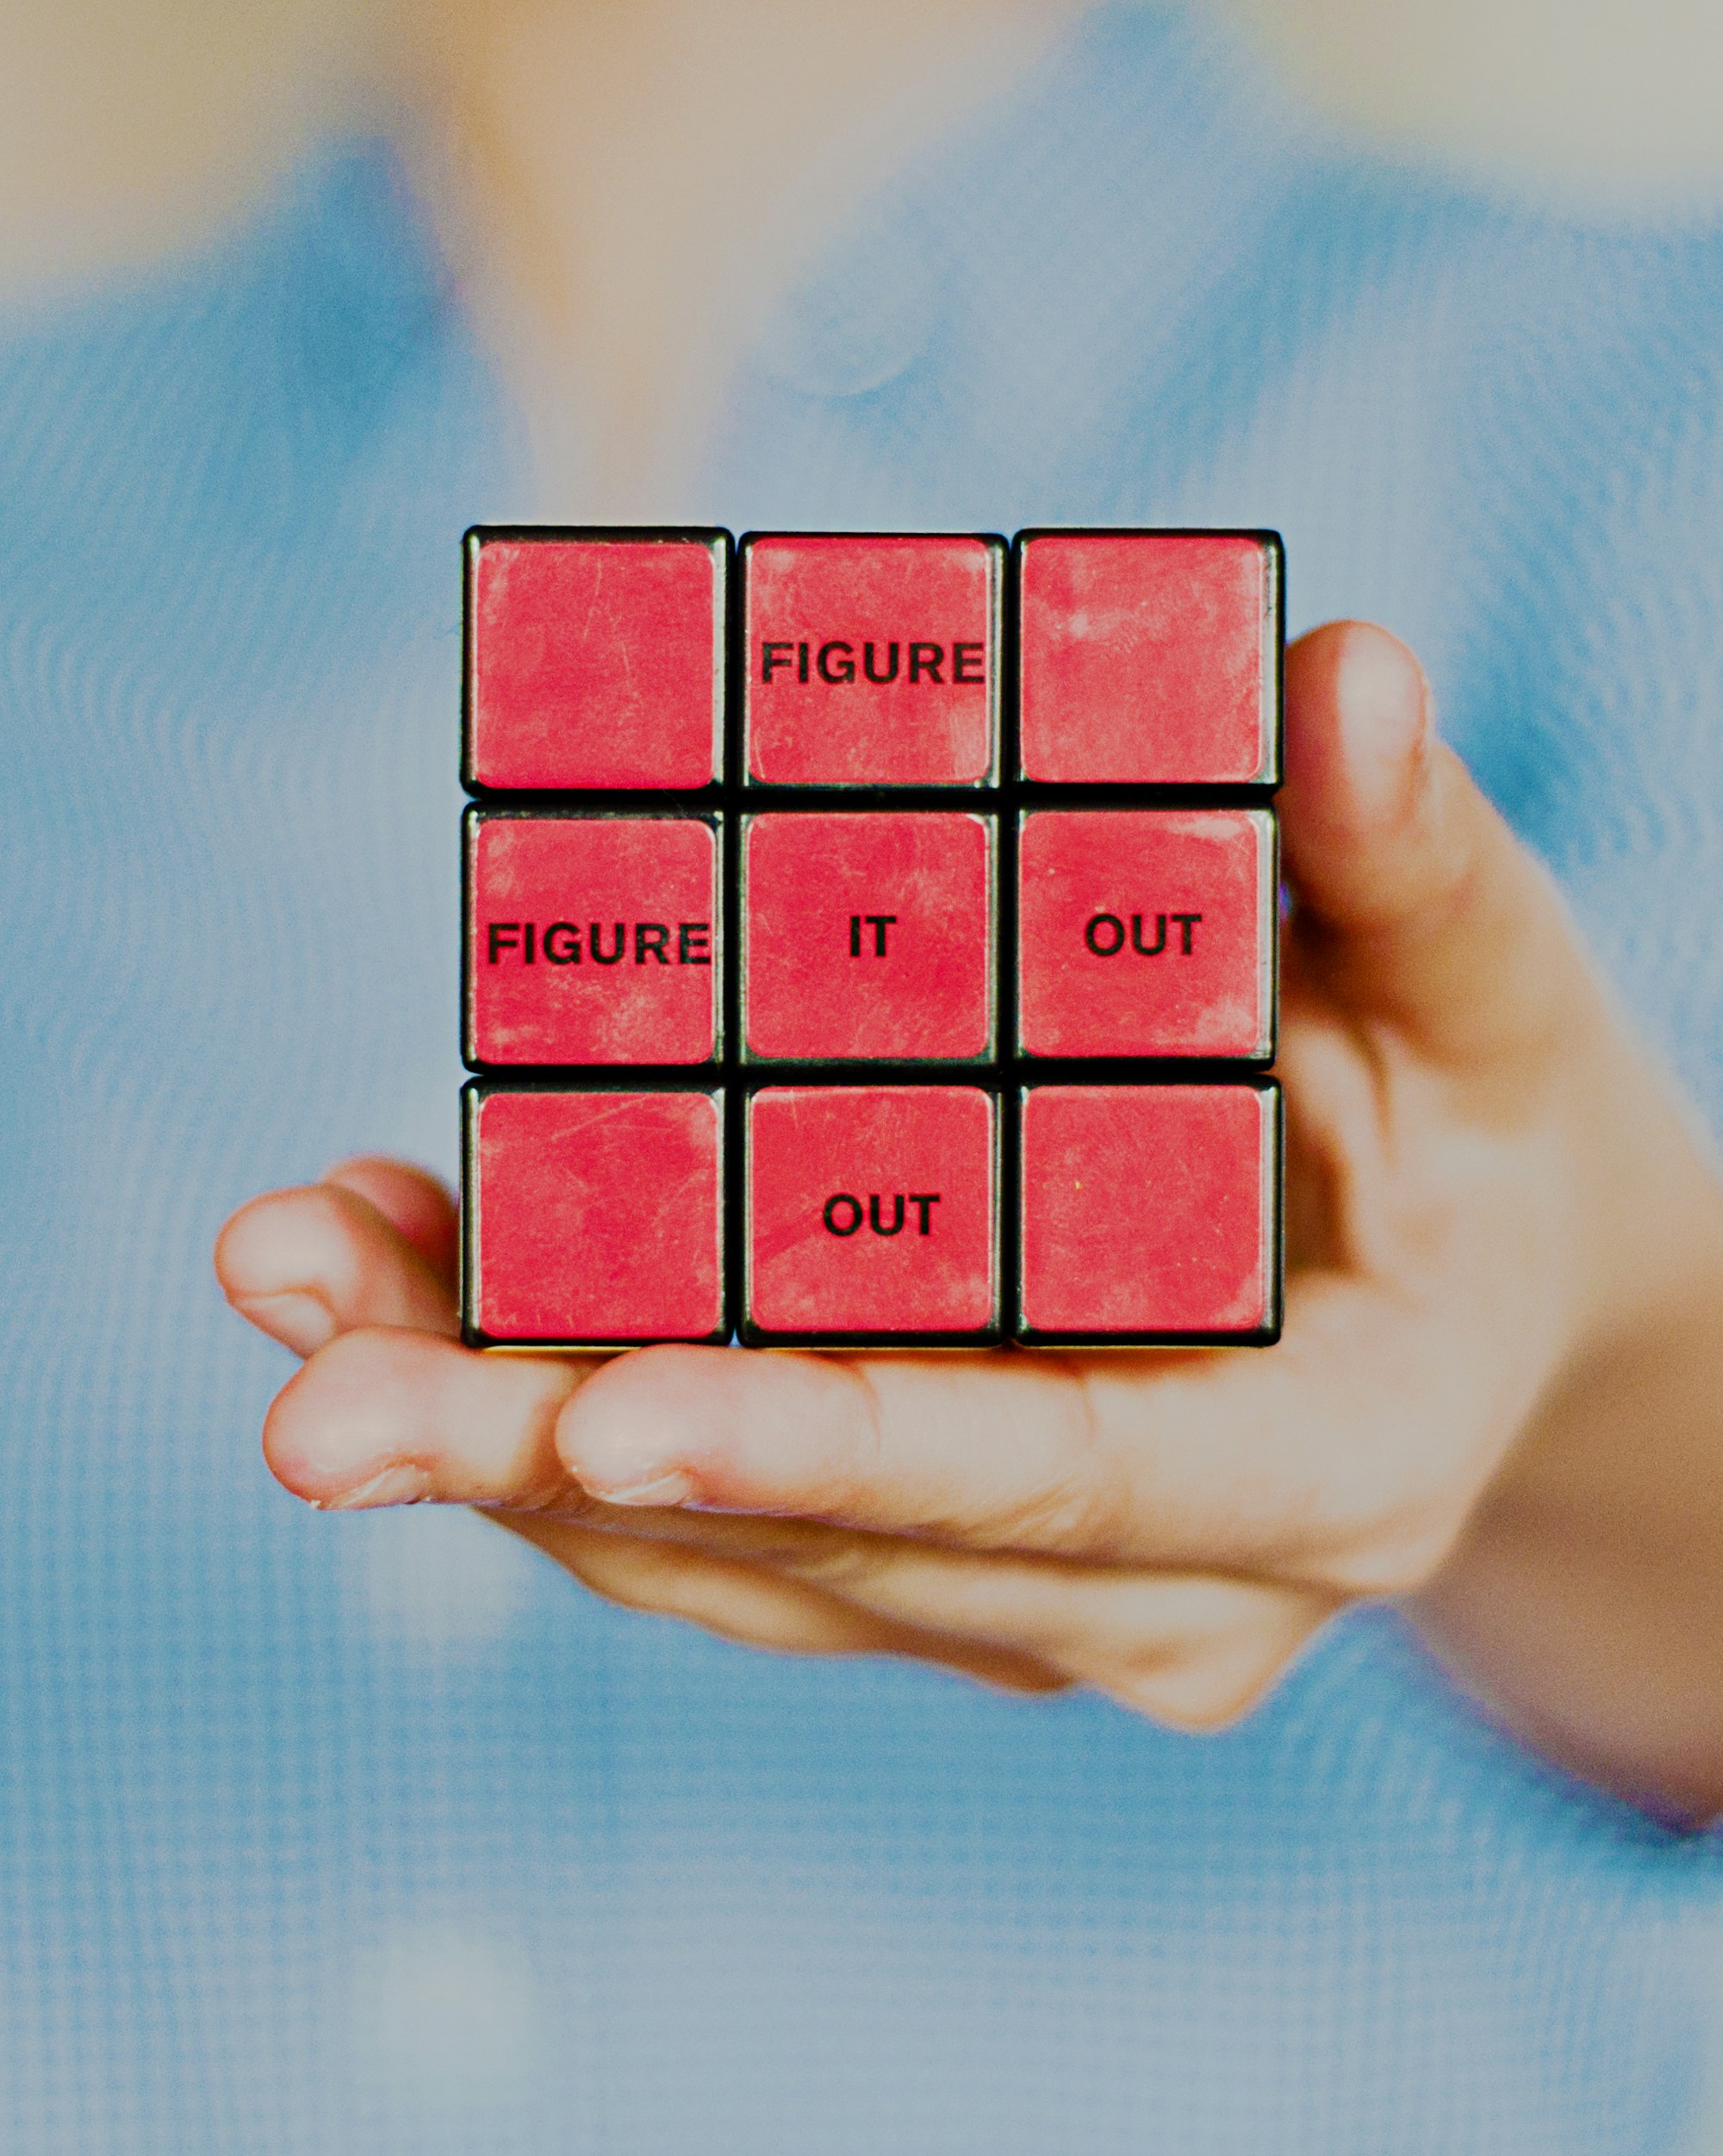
[743,811,993,1062]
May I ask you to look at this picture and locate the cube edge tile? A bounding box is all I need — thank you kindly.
[737,1079,1007,1349]
[461,801,726,1072]
[462,524,732,796]
[737,529,1008,792]
[1012,803,1279,1066]
[462,1078,731,1350]
[1013,1077,1284,1348]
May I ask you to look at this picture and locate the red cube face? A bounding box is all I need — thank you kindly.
[1017,808,1275,1060]
[1019,1084,1279,1340]
[465,531,725,790]
[466,1087,725,1343]
[742,811,993,1062]
[742,533,1002,786]
[745,1086,998,1339]
[1017,531,1278,785]
[465,811,719,1066]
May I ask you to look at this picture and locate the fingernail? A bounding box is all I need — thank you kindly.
[238,1292,336,1356]
[1338,628,1431,819]
[318,1463,432,1511]
[584,1469,695,1509]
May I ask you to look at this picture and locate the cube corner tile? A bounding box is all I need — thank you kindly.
[1016,1081,1282,1345]
[740,531,1005,787]
[463,805,722,1069]
[742,1082,1002,1345]
[463,525,729,792]
[1015,528,1283,786]
[462,1081,728,1346]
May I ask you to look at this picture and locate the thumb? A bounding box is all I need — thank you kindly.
[1281,620,1585,1069]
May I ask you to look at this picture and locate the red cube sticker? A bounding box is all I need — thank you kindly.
[745,1086,998,1339]
[743,811,993,1061]
[465,530,725,790]
[465,811,719,1066]
[466,1087,725,1343]
[1017,808,1275,1060]
[1019,1084,1279,1340]
[1017,531,1279,785]
[742,532,1001,786]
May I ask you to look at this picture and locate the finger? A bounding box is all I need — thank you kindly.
[322,1157,458,1287]
[551,1288,1494,1589]
[579,1508,1334,1729]
[264,1333,1067,1694]
[216,1184,460,1355]
[1281,621,1598,1072]
[501,1517,1068,1693]
[262,1327,593,1510]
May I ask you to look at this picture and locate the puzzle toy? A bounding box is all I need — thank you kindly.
[459,526,1284,1350]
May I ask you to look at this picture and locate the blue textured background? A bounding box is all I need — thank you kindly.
[3,8,1722,2147]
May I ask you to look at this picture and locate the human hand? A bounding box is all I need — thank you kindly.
[215,623,1723,1795]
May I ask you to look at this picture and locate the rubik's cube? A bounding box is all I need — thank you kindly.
[460,528,1283,1350]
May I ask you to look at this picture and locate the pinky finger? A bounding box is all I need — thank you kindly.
[498,1516,1069,1696]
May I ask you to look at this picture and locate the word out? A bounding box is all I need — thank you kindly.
[822,1192,942,1237]
[1084,911,1202,957]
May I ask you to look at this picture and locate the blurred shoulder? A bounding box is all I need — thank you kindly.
[0,0,381,311]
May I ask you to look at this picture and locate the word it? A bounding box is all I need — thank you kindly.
[849,914,899,956]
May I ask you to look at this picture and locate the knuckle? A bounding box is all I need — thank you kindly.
[1303,1492,1471,1596]
[986,1374,1139,1556]
[782,1532,890,1595]
[991,1464,1135,1556]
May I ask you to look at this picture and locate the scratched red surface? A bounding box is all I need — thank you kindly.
[467,815,718,1065]
[747,1086,997,1334]
[471,1088,725,1340]
[1019,1085,1274,1336]
[1017,808,1273,1059]
[467,535,723,789]
[1017,532,1274,784]
[743,811,992,1060]
[743,534,998,785]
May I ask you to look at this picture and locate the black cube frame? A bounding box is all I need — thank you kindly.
[460,525,1285,1351]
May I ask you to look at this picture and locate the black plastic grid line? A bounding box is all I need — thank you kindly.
[459,523,1284,1351]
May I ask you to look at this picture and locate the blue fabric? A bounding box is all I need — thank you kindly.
[3,7,1722,2148]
